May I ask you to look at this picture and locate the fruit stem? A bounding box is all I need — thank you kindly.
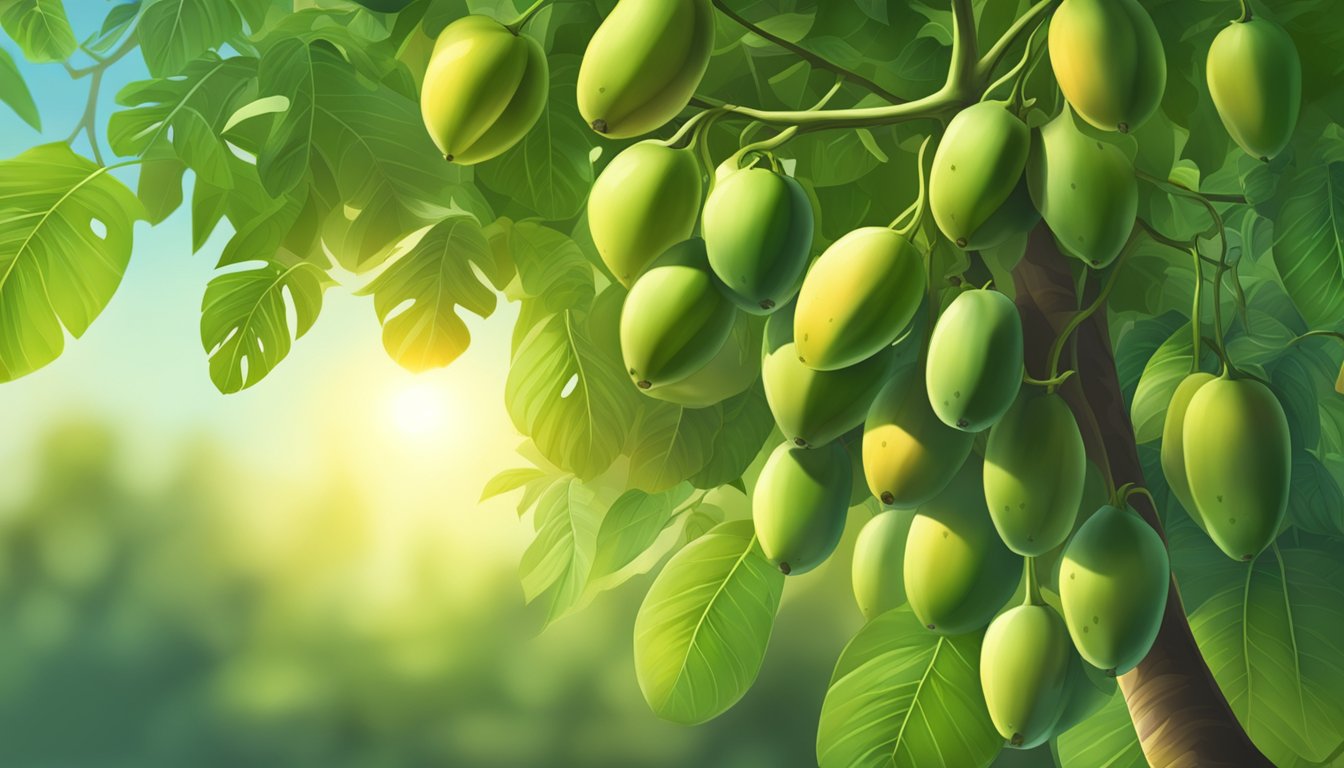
[1123,485,1159,512]
[727,125,799,171]
[975,0,1060,84]
[890,136,933,234]
[1190,247,1203,374]
[1023,557,1042,607]
[981,22,1045,111]
[1289,330,1344,347]
[1044,243,1129,384]
[1023,368,1075,392]
[505,0,549,33]
[662,108,721,150]
[1236,0,1253,23]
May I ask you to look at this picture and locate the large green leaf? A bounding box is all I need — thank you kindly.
[589,488,677,581]
[0,47,39,129]
[1189,543,1344,765]
[199,259,327,393]
[358,215,510,372]
[626,402,725,493]
[816,606,1001,768]
[633,519,784,725]
[689,386,774,489]
[1274,161,1344,330]
[1056,686,1146,768]
[1129,322,1195,444]
[0,143,145,383]
[138,0,242,77]
[504,220,595,312]
[519,478,602,623]
[505,306,635,479]
[0,0,75,62]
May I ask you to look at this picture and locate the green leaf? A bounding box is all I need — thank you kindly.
[506,307,635,479]
[138,0,242,77]
[1274,161,1344,330]
[200,260,328,393]
[1189,543,1344,765]
[1129,322,1194,444]
[1056,685,1146,768]
[0,0,75,62]
[688,386,775,489]
[503,220,595,312]
[633,519,784,725]
[358,215,508,372]
[480,466,547,502]
[0,47,40,129]
[627,402,725,494]
[0,143,145,383]
[816,606,1001,768]
[83,1,140,56]
[519,478,602,622]
[590,488,676,581]
[1288,452,1344,537]
[477,58,594,221]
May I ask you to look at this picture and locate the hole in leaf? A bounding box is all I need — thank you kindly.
[560,373,579,399]
[89,219,107,239]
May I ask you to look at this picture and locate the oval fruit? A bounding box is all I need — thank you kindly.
[863,368,975,508]
[703,168,814,314]
[753,440,851,575]
[644,312,763,408]
[929,101,1032,250]
[1160,372,1216,531]
[589,142,703,287]
[793,227,925,371]
[1060,504,1169,674]
[1052,651,1114,736]
[620,239,736,389]
[1207,18,1302,161]
[762,301,896,448]
[925,289,1024,432]
[904,459,1020,635]
[577,0,714,138]
[1027,111,1138,268]
[852,509,914,621]
[838,429,870,507]
[1048,0,1167,133]
[984,392,1086,556]
[1183,376,1291,561]
[981,604,1072,748]
[420,16,548,164]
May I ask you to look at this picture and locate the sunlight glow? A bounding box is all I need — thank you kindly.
[388,381,450,437]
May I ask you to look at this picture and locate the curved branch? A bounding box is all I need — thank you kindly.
[976,0,1059,81]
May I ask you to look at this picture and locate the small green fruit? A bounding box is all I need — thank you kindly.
[643,312,763,408]
[589,142,703,287]
[862,369,974,508]
[703,168,814,315]
[981,604,1072,748]
[753,440,851,575]
[929,101,1034,250]
[1048,0,1167,133]
[925,289,1024,432]
[851,509,914,621]
[1160,372,1216,531]
[1207,18,1301,161]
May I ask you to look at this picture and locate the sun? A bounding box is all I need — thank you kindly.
[387,380,450,437]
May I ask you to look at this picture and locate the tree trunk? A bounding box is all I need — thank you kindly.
[1010,225,1272,768]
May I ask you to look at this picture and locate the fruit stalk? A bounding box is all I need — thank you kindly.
[1013,224,1272,767]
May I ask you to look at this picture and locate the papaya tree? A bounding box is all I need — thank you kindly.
[2,0,1344,765]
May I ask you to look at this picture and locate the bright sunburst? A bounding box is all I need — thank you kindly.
[387,381,450,437]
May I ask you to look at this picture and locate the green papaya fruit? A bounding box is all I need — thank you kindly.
[752,440,851,575]
[420,16,548,165]
[589,142,703,287]
[1160,372,1216,532]
[1027,111,1138,268]
[904,460,1021,635]
[577,0,714,138]
[862,368,975,508]
[703,168,814,314]
[762,302,896,448]
[1207,18,1302,161]
[1182,376,1291,561]
[851,509,914,621]
[966,178,1041,252]
[1048,0,1167,133]
[644,311,763,408]
[925,289,1024,432]
[929,101,1033,250]
[620,239,736,390]
[1052,650,1115,737]
[1059,505,1169,674]
[351,0,413,11]
[981,604,1073,748]
[984,392,1086,556]
[793,227,925,371]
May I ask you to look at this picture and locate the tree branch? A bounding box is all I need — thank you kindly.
[976,0,1059,82]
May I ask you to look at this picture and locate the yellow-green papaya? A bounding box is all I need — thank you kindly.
[1160,372,1216,532]
[968,178,1041,252]
[929,101,1033,250]
[762,301,895,448]
[904,460,1020,634]
[1059,505,1169,674]
[793,227,925,371]
[420,16,548,164]
[851,509,914,621]
[1183,376,1291,561]
[577,0,714,138]
[752,440,851,575]
[703,168,814,314]
[862,368,975,508]
[984,392,1086,556]
[1048,0,1167,133]
[981,604,1073,748]
[644,311,763,408]
[1027,111,1138,268]
[620,239,736,390]
[925,289,1024,432]
[1051,650,1115,737]
[589,142,703,287]
[1207,18,1302,161]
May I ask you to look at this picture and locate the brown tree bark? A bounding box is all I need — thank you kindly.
[1010,226,1272,768]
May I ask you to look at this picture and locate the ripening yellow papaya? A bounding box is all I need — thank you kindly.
[981,604,1073,748]
[862,368,974,508]
[929,101,1034,250]
[925,289,1024,432]
[577,0,714,138]
[589,141,703,287]
[1207,17,1302,161]
[1048,0,1167,133]
[1160,372,1216,531]
[752,440,851,575]
[420,15,548,164]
